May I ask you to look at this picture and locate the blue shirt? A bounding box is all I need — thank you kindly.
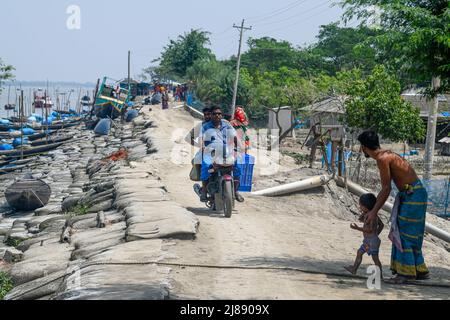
[201,120,237,148]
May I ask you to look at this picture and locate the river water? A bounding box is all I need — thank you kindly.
[0,84,95,118]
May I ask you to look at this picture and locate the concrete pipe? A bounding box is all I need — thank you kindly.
[185,105,204,119]
[252,174,332,197]
[335,176,450,244]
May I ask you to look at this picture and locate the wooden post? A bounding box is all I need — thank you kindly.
[424,76,441,181]
[90,79,100,120]
[45,90,49,144]
[338,143,344,177]
[20,90,24,160]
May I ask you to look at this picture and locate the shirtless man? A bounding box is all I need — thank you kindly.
[358,131,429,284]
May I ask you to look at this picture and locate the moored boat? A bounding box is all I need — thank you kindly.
[31,135,73,147]
[0,142,64,157]
[5,176,51,210]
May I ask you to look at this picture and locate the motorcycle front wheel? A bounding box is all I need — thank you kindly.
[223,180,233,218]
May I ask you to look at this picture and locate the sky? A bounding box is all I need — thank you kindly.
[0,0,346,83]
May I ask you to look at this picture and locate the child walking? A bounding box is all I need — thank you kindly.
[345,193,384,276]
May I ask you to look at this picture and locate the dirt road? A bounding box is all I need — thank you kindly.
[142,103,450,300]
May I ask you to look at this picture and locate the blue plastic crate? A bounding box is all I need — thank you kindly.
[238,154,255,192]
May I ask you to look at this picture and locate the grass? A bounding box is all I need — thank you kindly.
[283,151,310,165]
[0,272,13,300]
[4,237,25,247]
[68,204,90,217]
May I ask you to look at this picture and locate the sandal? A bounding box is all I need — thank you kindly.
[416,273,430,281]
[344,266,356,275]
[385,275,409,284]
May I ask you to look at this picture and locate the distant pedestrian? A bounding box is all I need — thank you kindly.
[162,90,169,110]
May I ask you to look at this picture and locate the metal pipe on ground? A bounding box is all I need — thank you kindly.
[335,176,450,244]
[251,175,332,197]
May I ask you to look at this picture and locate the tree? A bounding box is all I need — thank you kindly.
[311,23,381,75]
[344,65,425,142]
[340,0,449,93]
[341,0,450,179]
[0,59,14,94]
[185,59,251,112]
[241,37,298,75]
[155,29,214,80]
[249,67,319,143]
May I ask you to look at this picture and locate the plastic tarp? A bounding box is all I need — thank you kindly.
[13,137,28,147]
[0,144,13,150]
[125,110,139,122]
[94,119,112,135]
[22,128,36,135]
[30,114,43,122]
[42,116,55,125]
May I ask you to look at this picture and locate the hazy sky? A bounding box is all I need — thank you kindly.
[1,0,345,82]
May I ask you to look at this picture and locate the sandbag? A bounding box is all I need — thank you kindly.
[125,110,139,122]
[94,119,112,136]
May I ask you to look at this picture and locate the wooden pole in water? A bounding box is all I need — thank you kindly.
[6,83,11,119]
[45,90,49,144]
[20,90,24,160]
[90,79,100,120]
[28,88,32,117]
[76,88,81,114]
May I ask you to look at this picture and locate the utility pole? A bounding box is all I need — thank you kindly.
[423,76,441,181]
[231,19,252,119]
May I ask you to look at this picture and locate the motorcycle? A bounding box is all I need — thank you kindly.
[194,143,238,218]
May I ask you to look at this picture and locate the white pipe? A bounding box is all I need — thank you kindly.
[335,176,450,243]
[185,104,203,119]
[252,175,332,197]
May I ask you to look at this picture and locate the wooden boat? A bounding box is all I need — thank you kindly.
[0,142,64,157]
[5,177,51,211]
[46,121,81,130]
[0,157,36,167]
[0,164,27,175]
[27,131,57,141]
[33,95,53,109]
[0,130,55,140]
[31,135,73,147]
[0,120,81,132]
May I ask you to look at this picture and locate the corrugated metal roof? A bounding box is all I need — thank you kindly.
[439,137,450,144]
[303,98,345,114]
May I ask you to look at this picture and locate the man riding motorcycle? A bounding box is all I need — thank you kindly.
[198,106,245,203]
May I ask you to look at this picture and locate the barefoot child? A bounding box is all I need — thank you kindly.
[345,193,384,276]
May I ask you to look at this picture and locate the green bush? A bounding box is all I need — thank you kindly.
[4,237,24,247]
[0,272,13,300]
[283,151,309,165]
[70,204,90,216]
